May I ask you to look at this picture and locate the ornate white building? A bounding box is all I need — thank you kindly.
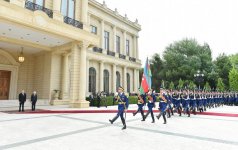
[0,0,141,108]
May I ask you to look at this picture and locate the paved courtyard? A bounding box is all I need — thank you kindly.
[0,103,238,150]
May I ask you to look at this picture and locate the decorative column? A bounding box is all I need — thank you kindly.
[136,36,139,59]
[113,26,117,52]
[69,43,80,101]
[133,35,137,58]
[81,0,88,24]
[101,20,105,49]
[133,69,137,92]
[62,53,69,99]
[100,61,104,92]
[123,66,127,92]
[123,31,127,55]
[69,41,90,108]
[112,64,116,93]
[53,0,63,21]
[86,58,90,95]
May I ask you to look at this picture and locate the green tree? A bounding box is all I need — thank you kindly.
[217,78,225,92]
[214,53,232,89]
[150,54,164,91]
[178,78,184,89]
[229,67,238,91]
[188,81,196,90]
[169,81,175,90]
[162,38,212,84]
[204,82,211,91]
[229,53,238,70]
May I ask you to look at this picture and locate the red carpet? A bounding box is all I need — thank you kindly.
[4,109,238,117]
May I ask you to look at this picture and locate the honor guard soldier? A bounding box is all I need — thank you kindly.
[133,92,145,121]
[109,86,129,130]
[144,90,156,123]
[19,90,26,112]
[156,88,167,124]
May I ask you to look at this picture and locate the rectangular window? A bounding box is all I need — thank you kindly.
[35,0,44,6]
[126,39,130,56]
[104,31,110,50]
[116,36,120,53]
[61,0,75,18]
[91,25,97,34]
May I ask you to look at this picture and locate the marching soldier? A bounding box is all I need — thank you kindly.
[109,86,129,130]
[144,90,156,123]
[156,88,167,124]
[133,93,145,121]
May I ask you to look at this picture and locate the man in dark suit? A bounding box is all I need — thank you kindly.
[19,90,26,112]
[31,91,37,111]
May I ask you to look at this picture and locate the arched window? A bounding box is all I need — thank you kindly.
[127,73,130,93]
[103,70,109,94]
[61,0,75,18]
[116,71,120,89]
[89,67,96,94]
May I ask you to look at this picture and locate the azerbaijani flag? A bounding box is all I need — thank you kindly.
[139,73,149,94]
[144,57,152,89]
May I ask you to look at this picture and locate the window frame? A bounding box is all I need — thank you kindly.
[61,0,76,19]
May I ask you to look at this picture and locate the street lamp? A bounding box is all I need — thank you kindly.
[194,70,204,90]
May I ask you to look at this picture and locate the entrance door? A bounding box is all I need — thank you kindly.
[0,70,11,100]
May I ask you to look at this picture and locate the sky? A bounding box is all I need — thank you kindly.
[95,0,238,65]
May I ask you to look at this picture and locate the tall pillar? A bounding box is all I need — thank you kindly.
[101,20,104,49]
[136,36,139,59]
[123,66,127,92]
[86,58,90,95]
[70,41,90,108]
[69,43,80,101]
[133,36,137,58]
[112,64,116,93]
[133,69,137,92]
[123,31,127,55]
[113,26,117,52]
[100,61,104,92]
[53,0,63,21]
[62,53,69,99]
[81,0,88,24]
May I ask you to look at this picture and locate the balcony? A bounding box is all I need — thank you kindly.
[93,47,103,53]
[119,54,126,59]
[25,0,53,18]
[129,57,136,62]
[107,51,115,57]
[64,16,83,29]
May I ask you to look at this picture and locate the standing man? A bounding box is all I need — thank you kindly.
[19,90,26,112]
[109,86,129,130]
[31,91,37,111]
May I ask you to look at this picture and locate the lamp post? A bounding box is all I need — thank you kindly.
[194,70,204,90]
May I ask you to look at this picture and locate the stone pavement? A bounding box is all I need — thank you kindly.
[0,102,238,150]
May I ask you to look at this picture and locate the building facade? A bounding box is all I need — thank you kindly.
[0,0,141,108]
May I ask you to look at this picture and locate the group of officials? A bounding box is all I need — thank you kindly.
[18,90,37,112]
[109,86,238,130]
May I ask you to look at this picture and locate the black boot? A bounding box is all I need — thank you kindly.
[156,113,162,120]
[109,115,118,124]
[187,110,190,117]
[151,112,155,123]
[121,118,126,130]
[163,113,167,124]
[141,111,145,121]
[133,110,139,116]
[144,111,149,120]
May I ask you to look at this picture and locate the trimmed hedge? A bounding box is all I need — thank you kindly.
[86,96,161,107]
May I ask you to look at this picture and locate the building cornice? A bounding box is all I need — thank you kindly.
[89,0,141,31]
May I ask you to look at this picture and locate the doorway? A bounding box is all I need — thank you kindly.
[0,70,11,100]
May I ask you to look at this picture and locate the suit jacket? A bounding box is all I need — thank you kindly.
[31,94,37,103]
[19,93,26,103]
